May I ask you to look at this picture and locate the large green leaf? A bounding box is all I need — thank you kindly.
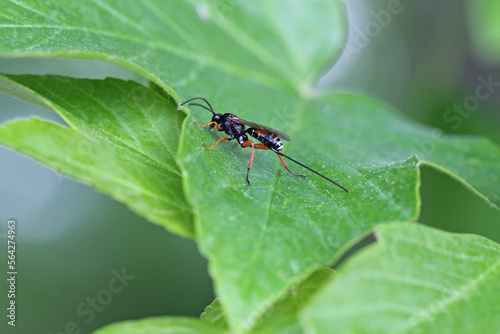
[0,74,193,236]
[179,91,500,330]
[1,1,499,333]
[0,0,345,98]
[301,223,500,334]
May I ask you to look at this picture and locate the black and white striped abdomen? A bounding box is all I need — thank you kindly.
[247,128,283,151]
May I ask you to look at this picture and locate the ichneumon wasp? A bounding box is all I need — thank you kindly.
[181,97,349,192]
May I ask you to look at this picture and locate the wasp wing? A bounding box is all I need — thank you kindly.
[229,117,290,141]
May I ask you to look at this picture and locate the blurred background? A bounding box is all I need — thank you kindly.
[1,1,499,333]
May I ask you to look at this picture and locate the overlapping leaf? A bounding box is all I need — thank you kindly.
[301,224,500,334]
[0,75,192,236]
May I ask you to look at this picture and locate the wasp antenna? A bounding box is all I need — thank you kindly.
[188,103,215,114]
[275,151,349,193]
[180,97,216,115]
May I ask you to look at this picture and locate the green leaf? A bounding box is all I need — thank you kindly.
[179,92,500,330]
[199,268,335,333]
[300,224,500,334]
[200,298,227,329]
[93,317,223,334]
[259,267,335,321]
[0,74,193,237]
[0,0,345,98]
[251,267,335,334]
[1,1,500,333]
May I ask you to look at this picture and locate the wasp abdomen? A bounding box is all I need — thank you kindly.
[247,128,283,151]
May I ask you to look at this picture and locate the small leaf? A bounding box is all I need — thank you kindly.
[200,298,227,329]
[93,317,222,334]
[261,268,334,320]
[0,74,193,236]
[300,224,500,334]
[199,268,335,334]
[252,268,335,334]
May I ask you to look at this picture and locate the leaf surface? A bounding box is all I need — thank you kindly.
[301,223,500,334]
[199,268,335,334]
[0,74,193,236]
[93,317,222,334]
[180,91,500,329]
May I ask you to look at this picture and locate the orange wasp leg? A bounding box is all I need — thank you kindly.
[241,141,269,186]
[194,121,220,131]
[204,136,229,149]
[277,153,306,179]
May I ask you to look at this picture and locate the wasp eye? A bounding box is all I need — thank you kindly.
[212,114,221,122]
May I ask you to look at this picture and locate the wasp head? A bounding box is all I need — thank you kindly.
[211,113,224,129]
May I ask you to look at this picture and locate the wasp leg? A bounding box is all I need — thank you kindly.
[194,121,220,131]
[242,140,255,186]
[253,143,269,150]
[204,137,229,149]
[277,153,306,179]
[241,141,270,186]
